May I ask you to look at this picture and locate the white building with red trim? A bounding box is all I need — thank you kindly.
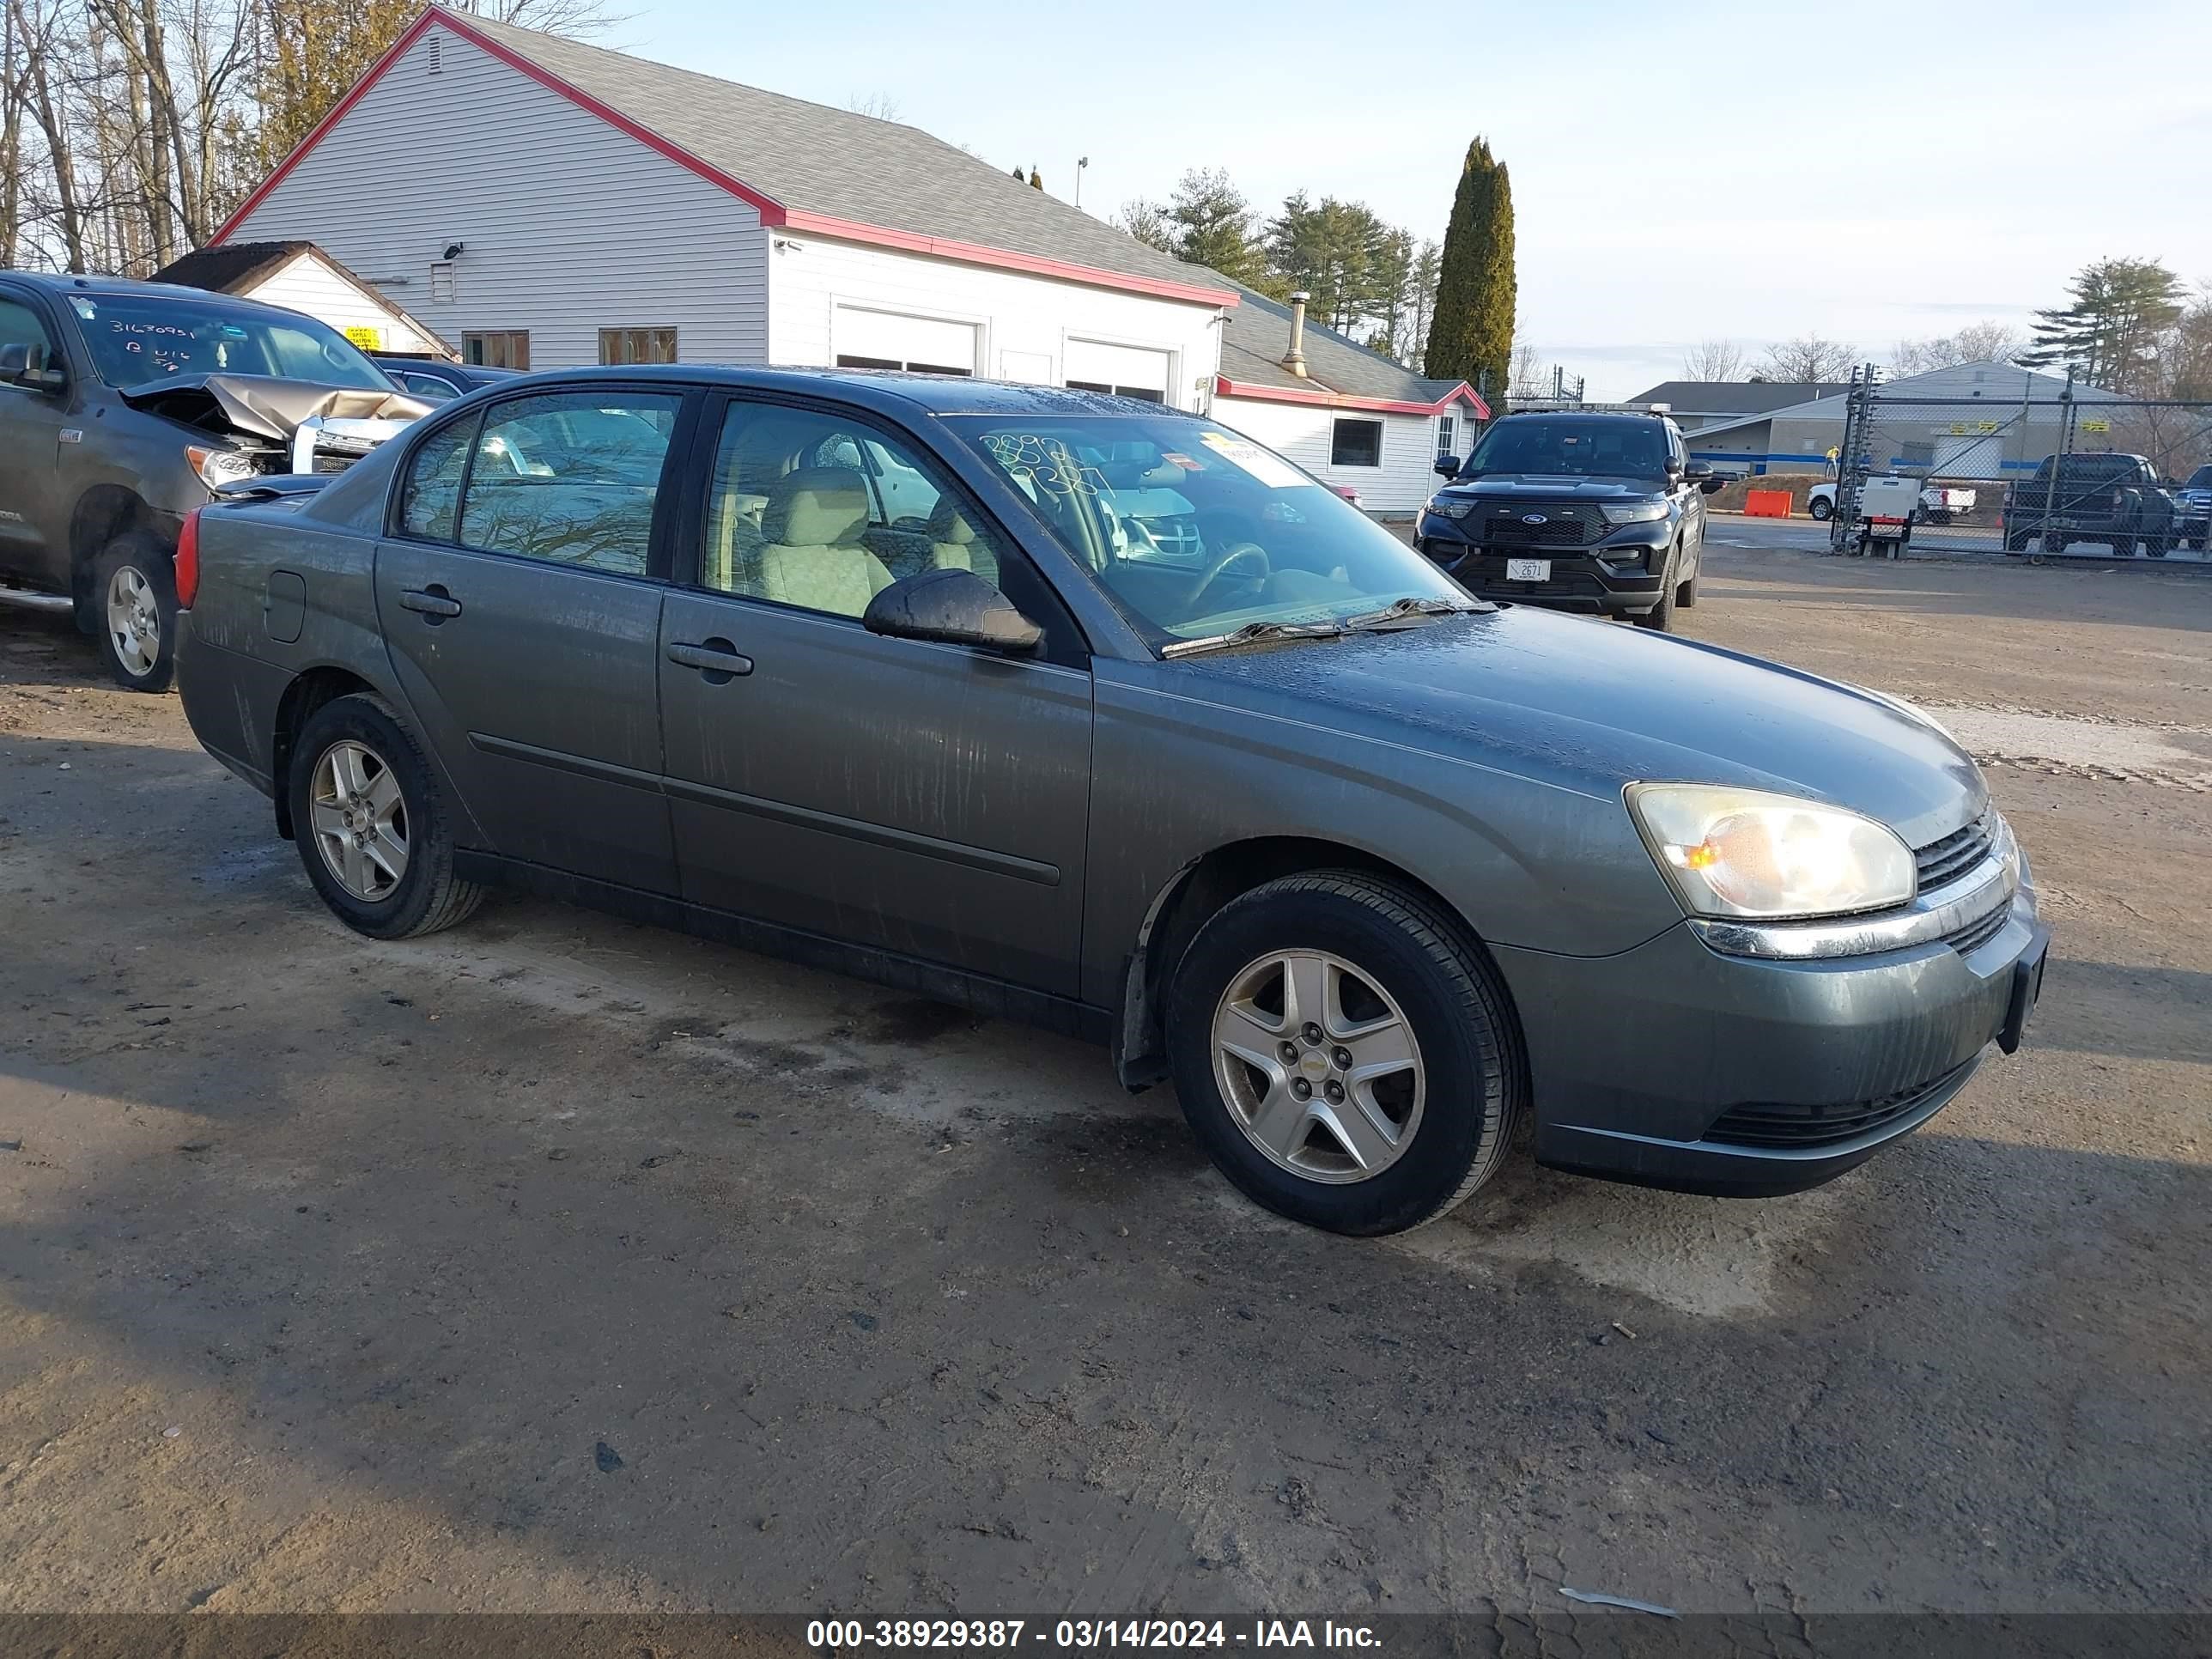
[216,7,1486,511]
[1207,282,1489,513]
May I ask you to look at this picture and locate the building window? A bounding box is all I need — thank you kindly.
[1436,415,1456,456]
[463,330,529,369]
[834,352,971,377]
[600,327,678,366]
[1331,417,1383,468]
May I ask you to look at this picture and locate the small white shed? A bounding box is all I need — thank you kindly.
[149,240,450,357]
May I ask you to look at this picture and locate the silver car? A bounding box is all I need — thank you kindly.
[173,368,2048,1237]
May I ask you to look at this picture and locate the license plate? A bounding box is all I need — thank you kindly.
[1505,558,1551,582]
[1869,520,1906,538]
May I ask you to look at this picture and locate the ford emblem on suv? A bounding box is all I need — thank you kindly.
[1522,514,1547,525]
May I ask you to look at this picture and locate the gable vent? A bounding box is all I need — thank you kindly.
[424,33,442,75]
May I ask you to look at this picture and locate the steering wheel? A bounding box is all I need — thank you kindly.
[1186,541,1271,607]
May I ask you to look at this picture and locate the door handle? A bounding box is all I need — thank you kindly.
[666,638,753,682]
[398,586,463,620]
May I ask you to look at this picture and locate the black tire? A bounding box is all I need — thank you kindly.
[1808,496,1834,522]
[1675,571,1698,609]
[1164,872,1523,1237]
[288,692,484,939]
[2113,536,2137,557]
[91,533,179,693]
[1634,552,1679,630]
[2142,535,2169,558]
[2048,533,2070,554]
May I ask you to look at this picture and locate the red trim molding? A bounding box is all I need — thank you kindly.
[1213,376,1492,421]
[780,211,1237,306]
[216,11,1238,310]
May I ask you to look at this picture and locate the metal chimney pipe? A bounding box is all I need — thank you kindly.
[1283,291,1310,378]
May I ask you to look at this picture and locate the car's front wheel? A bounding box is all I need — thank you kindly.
[289,692,484,939]
[1166,872,1522,1236]
[93,534,179,692]
[1808,496,1834,521]
[1635,552,1680,631]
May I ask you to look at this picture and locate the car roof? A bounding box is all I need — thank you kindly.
[1494,409,1667,422]
[458,363,1197,421]
[3,268,334,324]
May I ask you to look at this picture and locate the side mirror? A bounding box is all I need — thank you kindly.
[1433,456,1460,478]
[863,568,1042,655]
[0,341,64,392]
[1683,459,1713,481]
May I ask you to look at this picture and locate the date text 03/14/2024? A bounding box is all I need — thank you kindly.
[805,1621,1382,1650]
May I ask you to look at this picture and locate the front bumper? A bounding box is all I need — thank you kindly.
[1416,516,1672,616]
[1490,883,2046,1196]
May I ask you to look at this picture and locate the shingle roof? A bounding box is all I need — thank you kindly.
[149,240,314,295]
[1214,280,1477,411]
[424,13,1234,306]
[1628,380,1850,416]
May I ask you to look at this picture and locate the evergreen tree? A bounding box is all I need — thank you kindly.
[2023,258,2186,393]
[1164,167,1262,283]
[1424,137,1515,403]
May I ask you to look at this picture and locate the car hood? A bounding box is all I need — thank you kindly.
[1434,472,1666,501]
[118,373,429,443]
[1170,606,1985,848]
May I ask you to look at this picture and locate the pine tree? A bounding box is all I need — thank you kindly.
[1012,164,1026,180]
[2022,258,2185,393]
[1424,137,1515,404]
[1164,167,1262,283]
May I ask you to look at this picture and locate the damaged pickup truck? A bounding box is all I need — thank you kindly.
[0,271,429,690]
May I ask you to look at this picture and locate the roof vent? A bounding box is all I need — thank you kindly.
[1283,290,1310,379]
[425,33,442,75]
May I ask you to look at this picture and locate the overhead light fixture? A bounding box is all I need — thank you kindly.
[441,241,465,261]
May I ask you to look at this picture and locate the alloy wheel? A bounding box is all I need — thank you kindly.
[1211,950,1425,1183]
[105,565,161,678]
[309,739,410,902]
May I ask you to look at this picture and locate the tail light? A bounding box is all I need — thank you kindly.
[174,507,202,609]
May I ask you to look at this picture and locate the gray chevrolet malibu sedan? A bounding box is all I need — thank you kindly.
[173,368,2047,1236]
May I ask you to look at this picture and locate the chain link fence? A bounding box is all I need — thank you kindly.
[1823,366,2212,561]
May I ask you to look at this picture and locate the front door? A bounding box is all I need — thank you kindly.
[374,386,689,891]
[658,395,1093,995]
[0,287,72,586]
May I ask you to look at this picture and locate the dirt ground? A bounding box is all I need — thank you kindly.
[1,541,2207,1626]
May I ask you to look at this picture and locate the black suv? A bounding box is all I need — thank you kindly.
[1415,410,1721,630]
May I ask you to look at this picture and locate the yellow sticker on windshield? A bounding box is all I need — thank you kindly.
[1198,430,1307,490]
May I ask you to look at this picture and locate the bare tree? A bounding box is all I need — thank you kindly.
[844,89,900,121]
[1112,198,1175,254]
[1759,333,1857,381]
[1890,320,2028,376]
[1680,338,1746,381]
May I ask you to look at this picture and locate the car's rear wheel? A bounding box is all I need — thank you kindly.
[289,692,484,939]
[1808,496,1834,521]
[94,534,178,693]
[1165,872,1522,1236]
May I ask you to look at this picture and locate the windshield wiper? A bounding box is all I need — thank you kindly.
[1341,596,1492,629]
[1160,618,1349,658]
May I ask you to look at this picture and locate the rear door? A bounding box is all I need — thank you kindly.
[374,386,691,891]
[657,393,1094,994]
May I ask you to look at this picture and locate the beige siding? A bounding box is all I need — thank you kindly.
[242,252,446,355]
[227,24,769,369]
[1212,396,1445,513]
[766,234,1222,411]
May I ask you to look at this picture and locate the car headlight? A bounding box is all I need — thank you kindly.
[1599,500,1669,525]
[186,445,261,491]
[1626,783,1916,921]
[1426,497,1476,520]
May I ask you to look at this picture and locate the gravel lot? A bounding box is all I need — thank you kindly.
[1,540,2207,1623]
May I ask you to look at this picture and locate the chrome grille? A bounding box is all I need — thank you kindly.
[1941,903,2010,957]
[1915,813,1996,891]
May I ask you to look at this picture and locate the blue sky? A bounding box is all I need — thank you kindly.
[621,0,2211,398]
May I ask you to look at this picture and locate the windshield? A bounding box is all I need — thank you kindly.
[1457,416,1667,481]
[68,293,394,392]
[953,415,1471,647]
[2186,465,2212,490]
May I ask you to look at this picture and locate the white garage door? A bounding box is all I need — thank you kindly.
[1065,339,1170,402]
[832,307,977,376]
